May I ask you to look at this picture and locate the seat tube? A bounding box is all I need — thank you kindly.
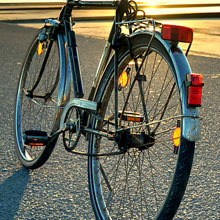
[63,5,84,98]
[67,28,84,98]
[111,0,128,131]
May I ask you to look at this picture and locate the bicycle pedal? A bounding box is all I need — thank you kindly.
[118,111,144,122]
[23,130,49,146]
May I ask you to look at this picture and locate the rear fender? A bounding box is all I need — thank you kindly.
[130,31,200,142]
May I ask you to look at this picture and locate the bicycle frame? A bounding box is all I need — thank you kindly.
[46,0,200,143]
[56,0,124,97]
[14,1,203,217]
[53,0,129,133]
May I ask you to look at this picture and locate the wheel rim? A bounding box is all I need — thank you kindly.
[15,37,60,162]
[89,47,182,219]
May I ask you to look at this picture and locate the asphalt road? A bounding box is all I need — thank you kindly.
[0,22,219,219]
[2,8,220,58]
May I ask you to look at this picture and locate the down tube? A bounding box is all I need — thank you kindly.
[54,34,72,126]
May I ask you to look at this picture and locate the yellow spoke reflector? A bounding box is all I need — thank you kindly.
[172,127,181,147]
[37,42,44,55]
[119,71,129,88]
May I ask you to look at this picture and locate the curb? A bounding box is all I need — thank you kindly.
[0,3,64,10]
[1,12,220,24]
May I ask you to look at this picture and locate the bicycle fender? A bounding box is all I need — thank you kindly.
[130,31,200,142]
[158,35,200,142]
[57,33,72,108]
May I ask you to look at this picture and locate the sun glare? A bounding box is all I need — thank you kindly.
[140,0,220,5]
[144,0,167,6]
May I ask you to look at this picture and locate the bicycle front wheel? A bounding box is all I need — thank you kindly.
[14,30,65,169]
[88,34,195,219]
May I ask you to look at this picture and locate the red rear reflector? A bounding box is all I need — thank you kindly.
[189,74,203,86]
[162,24,193,43]
[186,74,203,107]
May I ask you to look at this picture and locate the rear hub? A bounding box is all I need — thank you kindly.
[115,130,155,151]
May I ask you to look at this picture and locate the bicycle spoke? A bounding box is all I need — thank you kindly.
[152,82,176,134]
[89,32,194,220]
[100,163,113,207]
[15,30,61,168]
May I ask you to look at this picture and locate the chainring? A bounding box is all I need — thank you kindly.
[62,107,82,152]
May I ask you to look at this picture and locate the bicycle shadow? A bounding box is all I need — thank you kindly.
[0,168,30,219]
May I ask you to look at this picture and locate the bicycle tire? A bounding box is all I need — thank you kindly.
[14,29,66,169]
[88,34,195,219]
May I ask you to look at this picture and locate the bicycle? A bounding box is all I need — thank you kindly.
[14,0,203,219]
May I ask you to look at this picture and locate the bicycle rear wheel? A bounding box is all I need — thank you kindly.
[88,34,195,219]
[14,29,65,169]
